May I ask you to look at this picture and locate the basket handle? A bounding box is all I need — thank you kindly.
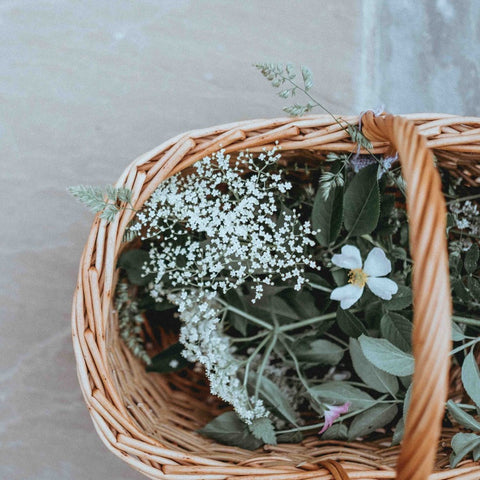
[362,112,452,480]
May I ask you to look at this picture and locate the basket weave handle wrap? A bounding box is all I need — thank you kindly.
[362,112,452,480]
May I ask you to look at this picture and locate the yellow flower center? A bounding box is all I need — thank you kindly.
[348,268,368,288]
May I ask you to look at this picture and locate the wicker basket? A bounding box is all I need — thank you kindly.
[72,113,480,480]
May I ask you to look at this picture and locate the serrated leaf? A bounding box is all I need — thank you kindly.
[146,342,190,373]
[292,338,344,365]
[465,243,479,274]
[344,164,380,236]
[462,352,480,409]
[380,312,412,352]
[117,249,153,286]
[348,404,398,440]
[447,400,480,432]
[450,433,480,467]
[358,335,415,376]
[350,338,399,394]
[199,412,263,450]
[249,417,277,445]
[384,285,412,311]
[309,382,376,411]
[337,308,367,338]
[247,374,297,426]
[312,186,343,246]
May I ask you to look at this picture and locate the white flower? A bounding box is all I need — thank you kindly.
[330,245,398,309]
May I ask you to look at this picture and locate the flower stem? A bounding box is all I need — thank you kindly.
[279,311,338,332]
[217,299,273,330]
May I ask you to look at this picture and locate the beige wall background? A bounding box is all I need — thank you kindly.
[1,1,479,478]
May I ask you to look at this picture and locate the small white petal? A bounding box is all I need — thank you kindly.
[330,284,364,309]
[331,245,362,270]
[363,247,391,277]
[366,277,398,300]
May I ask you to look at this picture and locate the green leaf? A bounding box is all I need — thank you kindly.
[146,342,190,373]
[450,433,480,467]
[348,404,398,440]
[253,295,299,321]
[276,431,303,443]
[451,322,466,342]
[337,308,367,338]
[199,412,263,450]
[280,289,320,319]
[312,186,343,246]
[447,400,480,432]
[358,335,415,376]
[453,279,470,302]
[391,417,405,445]
[309,382,376,411]
[292,338,344,365]
[247,374,297,426]
[223,288,248,335]
[462,352,480,409]
[320,423,348,440]
[465,243,479,274]
[117,249,153,286]
[350,338,399,394]
[380,312,413,352]
[467,277,480,299]
[384,285,412,311]
[343,164,380,236]
[249,417,277,445]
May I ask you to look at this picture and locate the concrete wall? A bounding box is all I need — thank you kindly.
[1,1,477,478]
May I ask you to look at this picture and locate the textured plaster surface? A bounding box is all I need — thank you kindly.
[0,1,477,478]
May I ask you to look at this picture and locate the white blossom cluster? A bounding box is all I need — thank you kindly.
[171,289,267,424]
[133,148,317,298]
[130,148,318,423]
[450,200,480,237]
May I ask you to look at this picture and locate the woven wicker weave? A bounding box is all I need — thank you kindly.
[72,113,480,480]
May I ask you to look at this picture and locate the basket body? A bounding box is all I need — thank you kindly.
[72,114,480,480]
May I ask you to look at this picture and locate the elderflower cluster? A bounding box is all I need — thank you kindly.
[169,290,267,424]
[130,148,319,423]
[133,149,317,299]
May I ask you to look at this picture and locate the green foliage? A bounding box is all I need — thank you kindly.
[147,342,190,373]
[312,186,343,245]
[462,352,480,409]
[350,338,399,394]
[348,404,398,440]
[337,308,367,338]
[309,382,376,411]
[292,338,344,365]
[380,313,412,352]
[450,433,480,467]
[68,184,133,223]
[249,417,277,445]
[118,249,153,286]
[358,335,414,377]
[199,412,263,450]
[343,164,380,236]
